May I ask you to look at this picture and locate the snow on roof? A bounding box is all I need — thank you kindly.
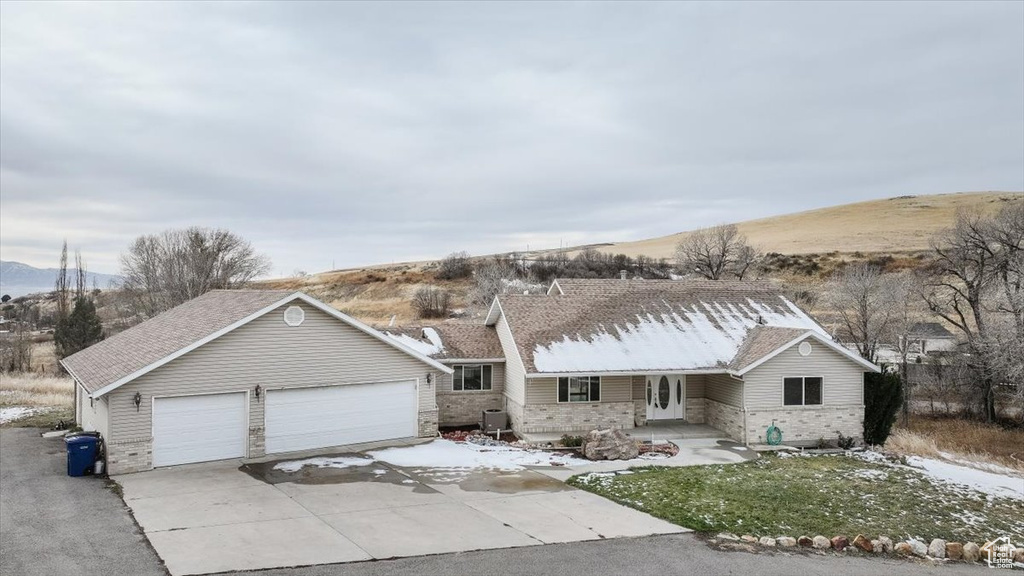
[531,297,825,373]
[384,327,445,356]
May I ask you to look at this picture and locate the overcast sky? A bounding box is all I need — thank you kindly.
[1,2,1022,276]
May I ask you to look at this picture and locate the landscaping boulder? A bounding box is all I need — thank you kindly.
[878,536,893,553]
[740,535,758,544]
[928,539,946,559]
[908,539,928,557]
[777,536,797,547]
[812,536,831,549]
[1013,547,1024,564]
[870,540,882,554]
[797,536,813,547]
[717,532,740,541]
[895,542,913,555]
[963,542,980,562]
[582,428,639,460]
[852,534,873,553]
[945,542,963,561]
[758,537,776,547]
[831,536,849,550]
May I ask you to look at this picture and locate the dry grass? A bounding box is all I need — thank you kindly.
[886,417,1024,475]
[588,191,1020,259]
[0,372,74,408]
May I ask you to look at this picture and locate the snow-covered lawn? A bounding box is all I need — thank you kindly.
[570,451,1024,542]
[271,439,589,474]
[0,406,42,424]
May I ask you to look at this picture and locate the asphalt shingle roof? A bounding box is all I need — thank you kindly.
[382,324,504,361]
[62,290,294,393]
[497,279,827,374]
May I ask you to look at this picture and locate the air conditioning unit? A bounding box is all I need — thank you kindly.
[481,409,507,433]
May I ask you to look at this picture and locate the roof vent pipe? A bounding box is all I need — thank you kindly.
[620,270,628,280]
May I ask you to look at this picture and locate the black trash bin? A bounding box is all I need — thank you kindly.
[66,435,99,477]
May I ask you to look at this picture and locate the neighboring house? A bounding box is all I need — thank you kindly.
[906,322,958,355]
[398,278,879,447]
[62,290,450,475]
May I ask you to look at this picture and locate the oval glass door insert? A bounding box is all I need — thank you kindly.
[658,376,670,409]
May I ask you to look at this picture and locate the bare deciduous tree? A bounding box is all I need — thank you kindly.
[674,224,761,280]
[411,285,451,319]
[471,258,519,306]
[923,203,1024,422]
[825,264,901,364]
[120,227,272,318]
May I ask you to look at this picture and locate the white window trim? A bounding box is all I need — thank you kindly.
[557,376,602,403]
[782,376,824,407]
[452,364,493,392]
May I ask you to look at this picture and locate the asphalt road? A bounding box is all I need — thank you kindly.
[0,427,166,576]
[0,427,988,576]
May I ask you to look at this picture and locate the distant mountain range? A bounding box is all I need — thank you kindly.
[0,260,122,299]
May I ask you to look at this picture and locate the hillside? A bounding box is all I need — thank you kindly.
[587,191,1020,259]
[0,260,122,299]
[259,191,1021,326]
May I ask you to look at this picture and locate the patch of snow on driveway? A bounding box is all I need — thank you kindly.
[369,439,588,470]
[273,456,375,473]
[905,456,1023,501]
[0,406,39,424]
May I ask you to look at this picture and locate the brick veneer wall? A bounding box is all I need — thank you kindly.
[106,437,152,475]
[437,391,504,426]
[633,400,647,427]
[745,405,864,446]
[685,397,706,424]
[705,398,744,442]
[516,401,635,433]
[418,408,439,437]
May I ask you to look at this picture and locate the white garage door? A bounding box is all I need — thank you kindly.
[265,381,417,454]
[152,392,247,467]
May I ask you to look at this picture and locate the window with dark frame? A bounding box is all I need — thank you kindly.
[452,364,492,391]
[783,377,823,406]
[557,376,601,403]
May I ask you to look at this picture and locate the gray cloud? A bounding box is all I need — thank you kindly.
[1,1,1022,275]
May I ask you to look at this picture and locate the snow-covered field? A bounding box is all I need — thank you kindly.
[0,406,41,424]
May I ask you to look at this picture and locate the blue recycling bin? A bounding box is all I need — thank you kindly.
[66,435,99,477]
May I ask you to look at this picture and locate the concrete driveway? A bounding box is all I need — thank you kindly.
[116,444,684,576]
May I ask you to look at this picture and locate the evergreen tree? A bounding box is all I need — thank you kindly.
[55,297,103,359]
[863,371,903,446]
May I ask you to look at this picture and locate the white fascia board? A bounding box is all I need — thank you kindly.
[92,291,452,398]
[526,369,741,378]
[440,358,506,364]
[484,298,503,325]
[736,330,881,376]
[546,281,564,296]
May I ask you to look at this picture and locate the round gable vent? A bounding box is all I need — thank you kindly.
[283,305,305,327]
[799,341,813,356]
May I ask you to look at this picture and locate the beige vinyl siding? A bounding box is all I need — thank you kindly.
[686,374,706,398]
[744,337,865,408]
[437,362,505,394]
[705,373,743,407]
[495,312,527,405]
[526,375,631,404]
[108,302,439,442]
[81,392,109,439]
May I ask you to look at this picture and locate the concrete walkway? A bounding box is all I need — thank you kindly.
[536,438,755,481]
[116,452,684,575]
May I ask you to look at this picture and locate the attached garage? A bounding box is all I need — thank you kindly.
[152,392,247,467]
[61,290,451,474]
[265,381,417,454]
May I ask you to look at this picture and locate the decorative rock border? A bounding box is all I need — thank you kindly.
[714,532,1024,565]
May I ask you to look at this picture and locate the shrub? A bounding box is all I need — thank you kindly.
[560,434,584,448]
[836,430,856,450]
[437,251,473,280]
[411,286,451,319]
[864,371,903,445]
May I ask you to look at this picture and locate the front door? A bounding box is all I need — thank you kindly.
[645,374,685,420]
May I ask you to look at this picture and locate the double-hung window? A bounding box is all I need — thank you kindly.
[783,377,822,406]
[452,364,492,391]
[557,376,601,403]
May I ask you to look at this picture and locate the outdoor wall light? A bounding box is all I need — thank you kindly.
[254,385,262,402]
[133,392,142,411]
[426,373,434,386]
